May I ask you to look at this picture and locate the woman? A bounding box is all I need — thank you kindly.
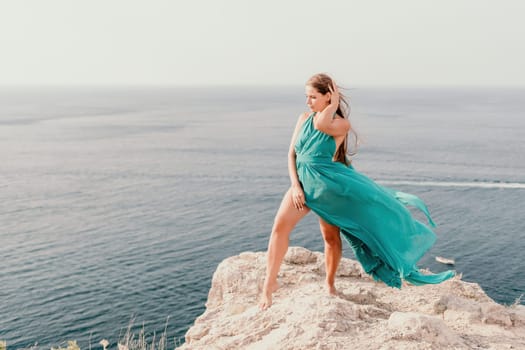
[259,73,455,310]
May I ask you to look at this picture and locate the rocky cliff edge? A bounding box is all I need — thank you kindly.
[178,247,525,350]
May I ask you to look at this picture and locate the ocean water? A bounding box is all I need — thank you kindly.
[1,86,524,349]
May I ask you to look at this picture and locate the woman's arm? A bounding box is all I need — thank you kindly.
[288,112,309,210]
[312,83,350,137]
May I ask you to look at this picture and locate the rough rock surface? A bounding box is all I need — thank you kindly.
[178,247,525,350]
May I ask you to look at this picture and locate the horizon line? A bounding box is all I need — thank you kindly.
[1,83,524,90]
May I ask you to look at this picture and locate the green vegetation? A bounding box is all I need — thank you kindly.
[0,318,186,350]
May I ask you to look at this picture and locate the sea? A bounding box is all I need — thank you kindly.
[1,86,524,349]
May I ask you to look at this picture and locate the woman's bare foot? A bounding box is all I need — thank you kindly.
[259,280,279,310]
[326,281,337,296]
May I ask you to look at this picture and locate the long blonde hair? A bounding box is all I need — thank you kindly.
[306,73,358,165]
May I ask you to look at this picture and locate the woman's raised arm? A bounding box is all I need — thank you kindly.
[312,83,350,137]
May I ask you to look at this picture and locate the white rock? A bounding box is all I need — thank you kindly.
[178,247,525,350]
[284,246,318,264]
[388,311,465,347]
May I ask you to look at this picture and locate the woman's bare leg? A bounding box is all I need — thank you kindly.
[259,188,310,310]
[319,218,342,295]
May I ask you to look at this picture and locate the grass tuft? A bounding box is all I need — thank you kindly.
[2,318,187,350]
[51,340,81,350]
[510,293,524,308]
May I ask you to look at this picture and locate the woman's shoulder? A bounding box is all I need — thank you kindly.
[297,111,312,122]
[294,111,311,127]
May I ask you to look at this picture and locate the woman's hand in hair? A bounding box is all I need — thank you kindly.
[313,82,349,137]
[328,82,340,108]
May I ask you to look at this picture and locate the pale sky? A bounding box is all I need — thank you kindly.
[1,0,524,86]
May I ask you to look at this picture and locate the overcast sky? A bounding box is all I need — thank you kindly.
[1,0,524,86]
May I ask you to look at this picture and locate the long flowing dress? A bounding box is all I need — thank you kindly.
[295,112,455,288]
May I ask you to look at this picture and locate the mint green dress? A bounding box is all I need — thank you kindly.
[295,113,455,287]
